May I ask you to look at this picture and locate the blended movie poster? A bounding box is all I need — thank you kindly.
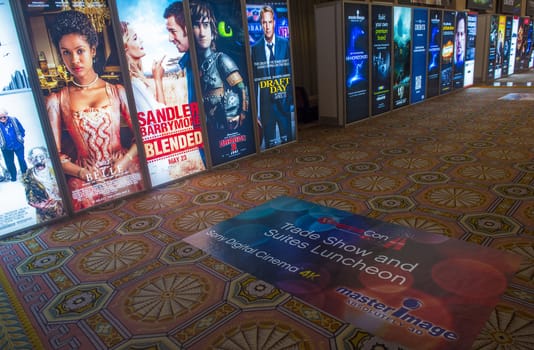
[344,3,370,123]
[439,11,455,94]
[393,6,411,109]
[410,8,427,104]
[0,1,66,236]
[115,0,206,187]
[247,1,296,150]
[371,5,392,116]
[189,0,256,166]
[427,10,442,98]
[21,0,146,212]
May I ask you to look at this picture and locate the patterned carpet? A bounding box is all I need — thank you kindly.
[0,86,533,349]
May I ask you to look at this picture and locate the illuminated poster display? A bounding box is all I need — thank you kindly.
[529,21,534,68]
[439,11,455,94]
[501,16,513,76]
[247,1,296,150]
[0,1,66,236]
[21,1,146,212]
[344,3,369,123]
[516,17,531,71]
[427,10,442,98]
[464,13,477,87]
[115,0,205,187]
[494,15,506,79]
[453,12,466,89]
[508,16,518,75]
[487,15,499,81]
[371,5,392,116]
[185,196,522,350]
[189,0,256,166]
[410,8,427,104]
[393,6,411,109]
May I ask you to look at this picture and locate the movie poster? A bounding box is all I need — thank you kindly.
[185,196,523,350]
[0,1,66,237]
[427,10,441,98]
[371,5,392,116]
[247,1,296,150]
[21,1,146,212]
[494,15,506,79]
[189,0,256,166]
[439,11,454,94]
[114,0,206,187]
[501,16,513,77]
[453,12,466,89]
[529,20,534,68]
[516,17,531,71]
[393,6,411,109]
[344,3,369,123]
[464,13,477,87]
[410,8,427,104]
[487,15,498,81]
[508,16,518,75]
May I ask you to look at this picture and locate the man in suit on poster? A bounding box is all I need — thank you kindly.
[251,5,293,149]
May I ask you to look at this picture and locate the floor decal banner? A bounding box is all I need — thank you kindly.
[185,196,522,350]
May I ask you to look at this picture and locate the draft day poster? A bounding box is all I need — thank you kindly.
[0,1,66,237]
[247,1,296,151]
[427,10,442,98]
[371,5,392,116]
[189,0,256,166]
[115,0,206,187]
[393,6,411,109]
[439,11,455,94]
[21,1,146,212]
[344,3,369,123]
[185,196,522,350]
[452,11,466,89]
[410,8,427,104]
[464,13,477,87]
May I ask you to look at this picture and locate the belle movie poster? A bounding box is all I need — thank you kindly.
[114,0,206,187]
[393,6,411,109]
[371,5,392,116]
[344,3,369,123]
[21,0,146,212]
[439,11,455,94]
[0,0,66,237]
[410,8,428,104]
[427,10,441,98]
[189,0,256,166]
[247,1,296,150]
[185,196,523,350]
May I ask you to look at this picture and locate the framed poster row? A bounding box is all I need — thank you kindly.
[0,0,297,237]
[342,3,479,124]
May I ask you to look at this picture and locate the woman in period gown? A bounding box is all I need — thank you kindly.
[46,10,143,210]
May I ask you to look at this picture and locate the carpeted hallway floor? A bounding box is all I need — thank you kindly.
[0,85,533,349]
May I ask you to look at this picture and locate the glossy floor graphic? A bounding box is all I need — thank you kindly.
[0,85,533,350]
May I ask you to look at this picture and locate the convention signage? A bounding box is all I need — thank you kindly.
[21,0,146,212]
[247,0,296,150]
[344,2,370,123]
[439,10,455,94]
[0,0,66,236]
[185,196,522,350]
[393,6,411,108]
[371,4,392,116]
[114,0,206,187]
[427,10,442,98]
[410,8,428,104]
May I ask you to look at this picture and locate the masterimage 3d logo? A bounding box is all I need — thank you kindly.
[336,286,459,341]
[317,217,408,250]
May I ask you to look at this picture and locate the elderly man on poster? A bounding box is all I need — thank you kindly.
[251,5,293,149]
